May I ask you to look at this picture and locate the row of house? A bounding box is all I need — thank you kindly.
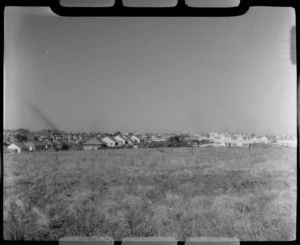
[6,140,68,153]
[3,129,91,146]
[4,132,144,153]
[4,128,297,153]
[82,134,142,150]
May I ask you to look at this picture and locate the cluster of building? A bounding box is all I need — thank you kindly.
[2,130,145,153]
[3,130,93,145]
[82,134,142,150]
[273,135,297,148]
[207,132,297,148]
[4,140,68,154]
[2,129,297,154]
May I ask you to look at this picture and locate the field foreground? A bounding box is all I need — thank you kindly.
[3,145,296,241]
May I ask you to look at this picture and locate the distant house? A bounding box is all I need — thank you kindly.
[122,135,134,145]
[198,136,211,145]
[199,136,209,141]
[225,135,253,147]
[25,141,46,151]
[253,136,268,144]
[130,135,142,144]
[114,135,133,145]
[53,140,69,150]
[275,138,297,148]
[211,134,226,146]
[266,135,276,143]
[114,139,124,146]
[101,136,118,147]
[187,140,199,147]
[82,138,107,150]
[209,133,219,140]
[113,135,126,145]
[44,141,58,150]
[53,140,60,148]
[7,142,29,153]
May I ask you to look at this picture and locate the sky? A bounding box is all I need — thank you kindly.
[4,6,297,135]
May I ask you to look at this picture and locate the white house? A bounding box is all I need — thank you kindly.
[130,135,141,144]
[114,135,133,145]
[7,142,29,153]
[275,138,297,148]
[225,135,253,147]
[113,135,125,145]
[211,134,226,146]
[122,135,134,145]
[101,136,118,147]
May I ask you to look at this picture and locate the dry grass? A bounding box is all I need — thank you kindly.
[3,145,296,241]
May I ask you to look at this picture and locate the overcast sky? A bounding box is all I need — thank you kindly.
[4,7,296,135]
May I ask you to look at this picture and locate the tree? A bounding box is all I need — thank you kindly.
[14,134,27,142]
[169,135,181,143]
[29,136,39,142]
[16,128,31,135]
[5,136,11,143]
[199,139,210,144]
[60,142,69,150]
[113,131,121,136]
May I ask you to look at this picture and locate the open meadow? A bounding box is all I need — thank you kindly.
[3,144,297,241]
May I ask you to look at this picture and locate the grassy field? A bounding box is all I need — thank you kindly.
[3,144,296,241]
